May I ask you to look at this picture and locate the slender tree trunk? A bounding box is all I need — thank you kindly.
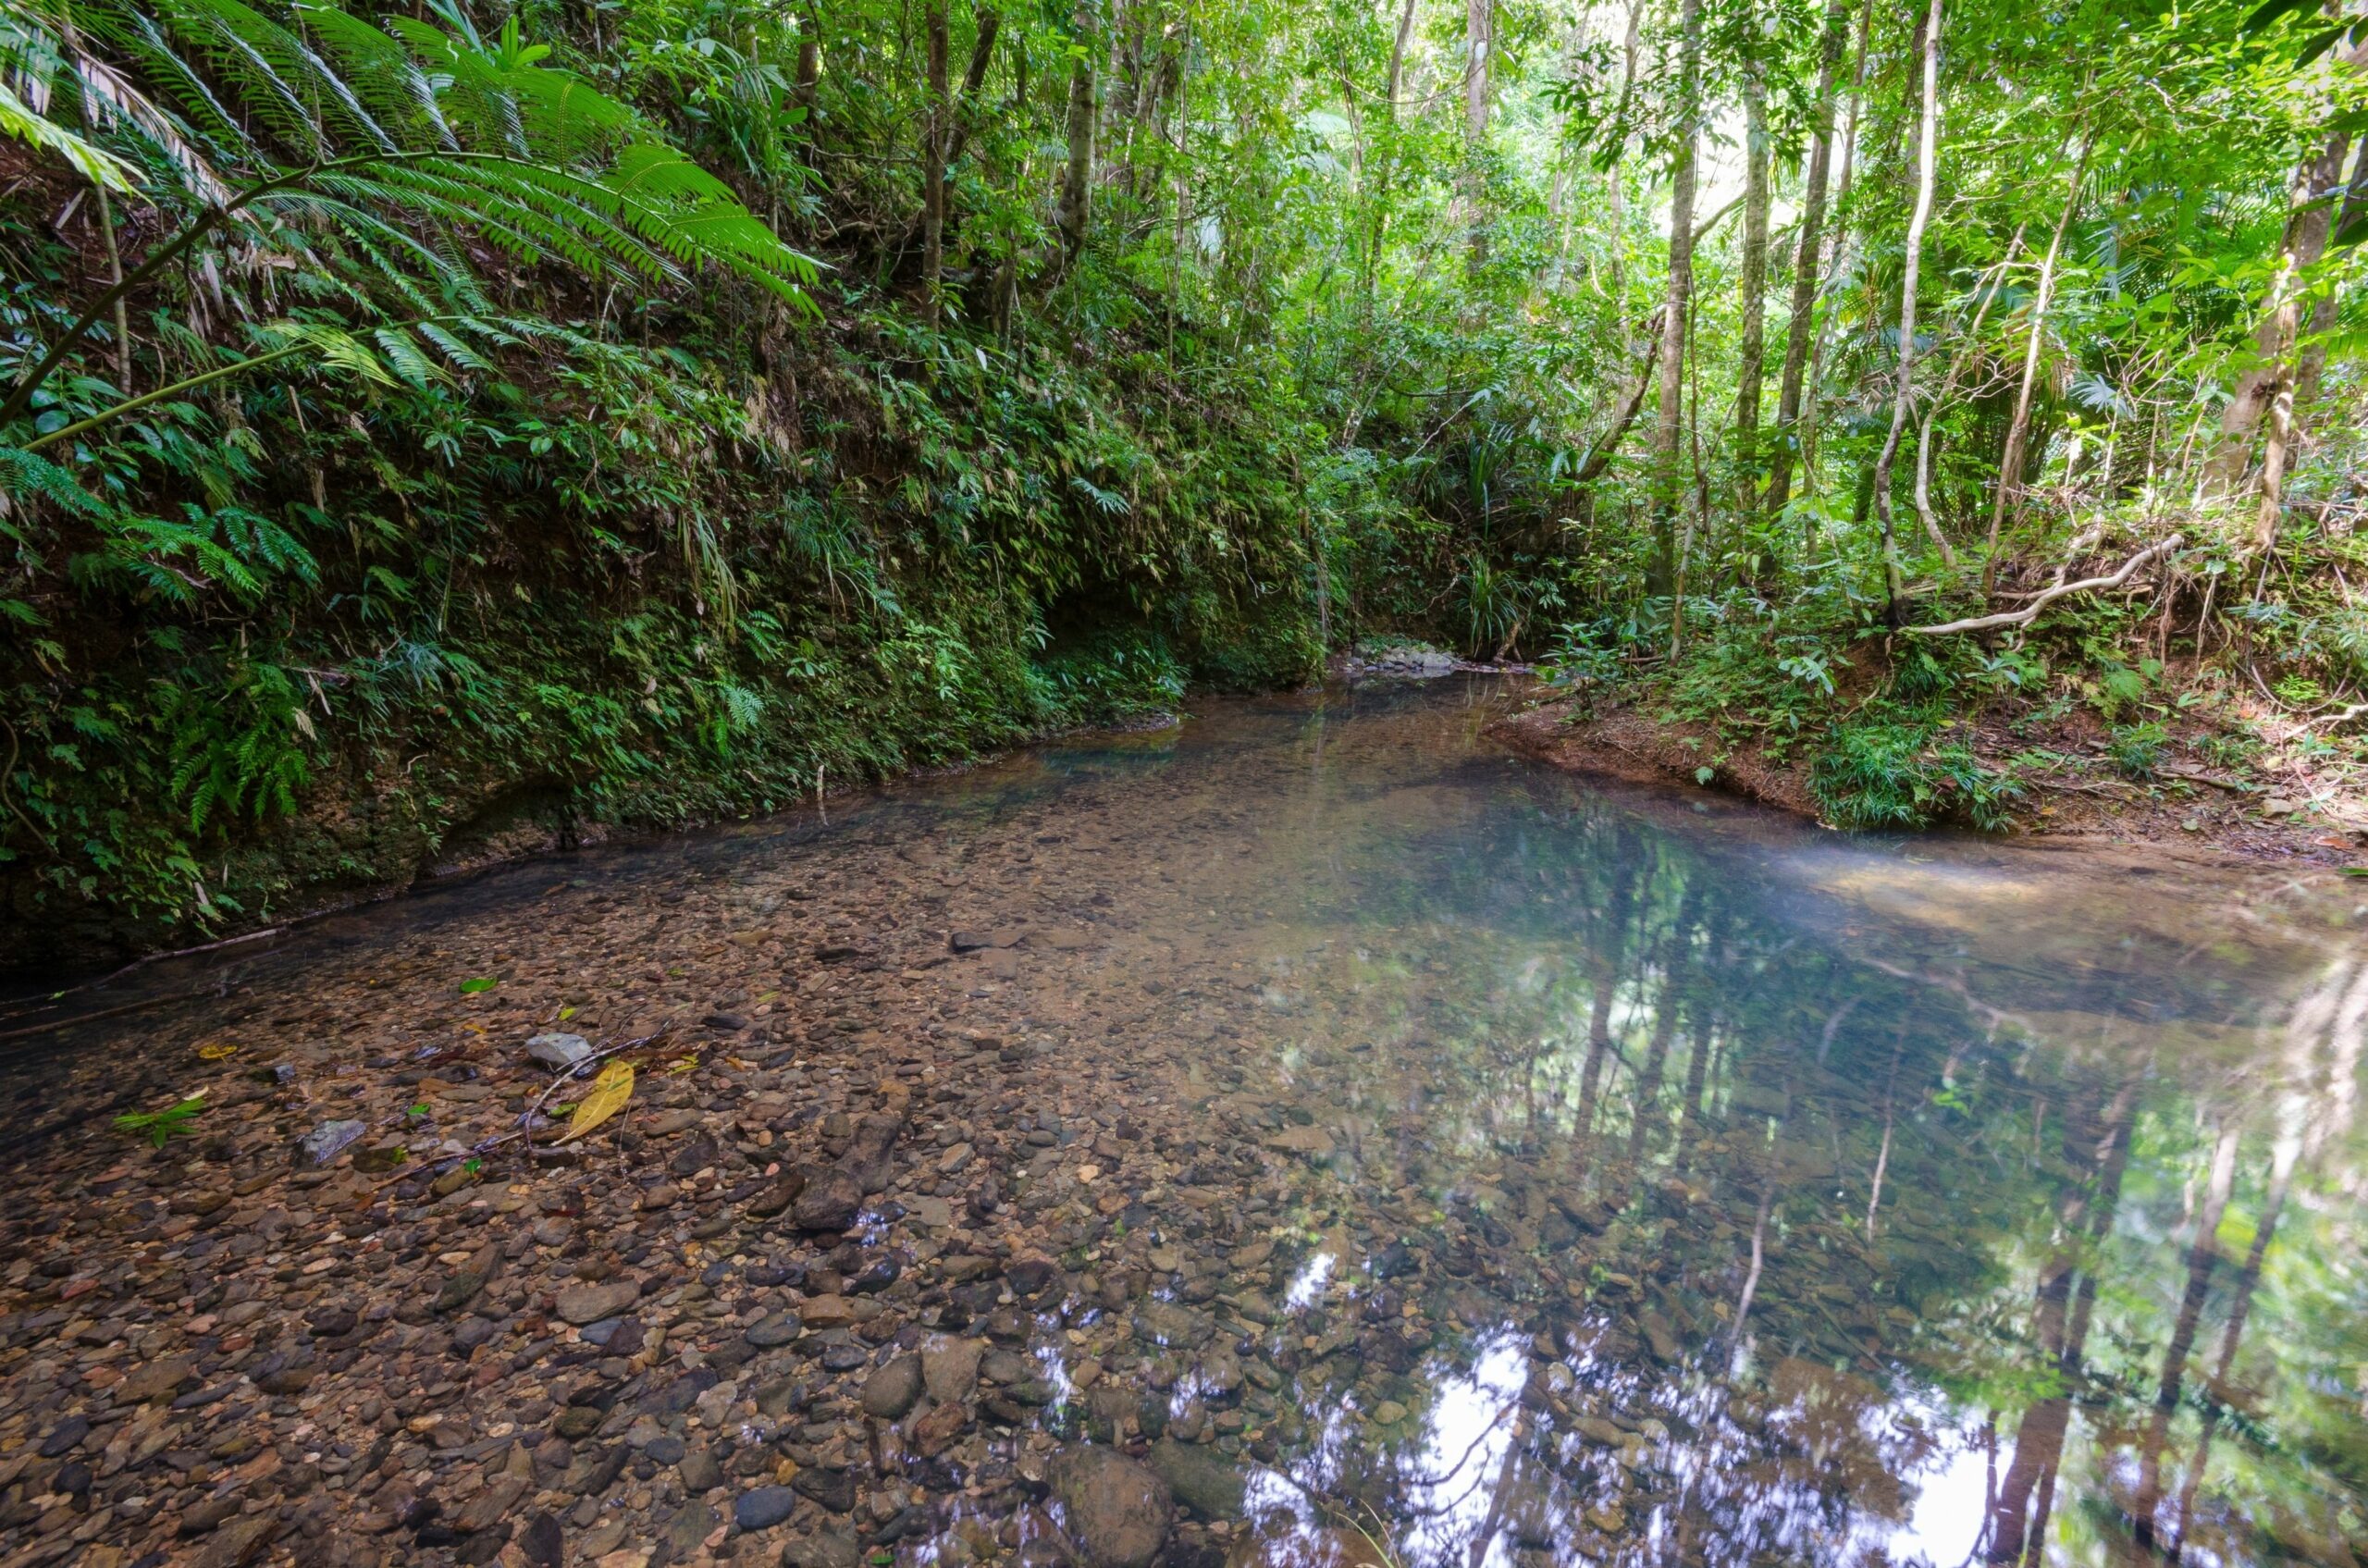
[1910,236,2017,567]
[1765,0,1850,521]
[1054,3,1098,271]
[2255,369,2298,553]
[1985,140,2088,593]
[943,7,1003,169]
[920,2,950,326]
[1647,0,1705,602]
[2297,142,2367,407]
[2210,129,2351,494]
[1576,307,1666,486]
[1463,0,1493,274]
[1605,0,1641,307]
[794,5,821,119]
[1733,41,1771,519]
[93,188,132,394]
[1794,0,1876,528]
[2248,132,2353,553]
[1870,0,1942,621]
[1357,0,1416,314]
[1386,0,1415,112]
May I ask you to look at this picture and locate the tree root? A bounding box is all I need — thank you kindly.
[1904,534,2182,636]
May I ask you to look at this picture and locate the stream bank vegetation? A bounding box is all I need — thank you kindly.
[3,0,2367,959]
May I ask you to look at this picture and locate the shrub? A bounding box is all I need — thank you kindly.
[1812,716,2023,832]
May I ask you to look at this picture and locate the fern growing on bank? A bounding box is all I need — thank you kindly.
[0,0,819,437]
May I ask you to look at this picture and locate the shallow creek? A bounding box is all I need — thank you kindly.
[0,677,2362,1568]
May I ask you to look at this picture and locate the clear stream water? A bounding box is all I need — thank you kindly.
[6,676,2364,1566]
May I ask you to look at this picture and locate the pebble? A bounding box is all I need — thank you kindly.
[556,1281,641,1325]
[734,1486,799,1532]
[861,1353,924,1418]
[526,1031,595,1068]
[1051,1446,1173,1568]
[295,1118,368,1167]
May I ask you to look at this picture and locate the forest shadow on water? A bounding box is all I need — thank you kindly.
[0,677,2362,1568]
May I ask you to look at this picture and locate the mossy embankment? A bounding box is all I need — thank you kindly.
[0,302,1332,974]
[1491,651,2366,869]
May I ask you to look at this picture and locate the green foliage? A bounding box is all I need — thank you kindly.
[114,1094,205,1146]
[0,0,2363,955]
[1812,716,2024,833]
[1028,631,1188,724]
[2109,721,2170,781]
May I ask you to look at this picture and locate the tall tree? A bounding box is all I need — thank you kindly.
[1464,0,1493,272]
[1764,0,1853,521]
[1647,0,1706,601]
[2296,143,2368,407]
[1869,0,1943,618]
[920,2,951,326]
[1732,29,1772,523]
[943,6,1004,168]
[2208,126,2352,500]
[1605,0,1642,306]
[1791,0,1876,524]
[1054,1,1099,272]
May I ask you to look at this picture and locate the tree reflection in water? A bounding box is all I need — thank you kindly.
[1157,685,2368,1568]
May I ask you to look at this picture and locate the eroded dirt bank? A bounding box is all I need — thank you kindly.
[1490,689,2365,868]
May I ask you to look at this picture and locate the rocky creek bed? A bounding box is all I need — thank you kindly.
[0,679,2362,1568]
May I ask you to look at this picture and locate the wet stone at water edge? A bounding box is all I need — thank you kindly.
[0,682,2362,1566]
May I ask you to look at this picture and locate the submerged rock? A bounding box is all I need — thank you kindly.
[1148,1439,1244,1521]
[1052,1446,1172,1568]
[791,1166,864,1230]
[554,1281,639,1326]
[860,1353,923,1418]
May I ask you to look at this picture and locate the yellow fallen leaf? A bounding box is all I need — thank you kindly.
[667,1057,699,1076]
[559,1005,578,1021]
[557,1061,633,1143]
[195,1043,238,1061]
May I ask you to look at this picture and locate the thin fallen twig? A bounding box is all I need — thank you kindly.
[1904,534,2182,636]
[376,1031,672,1188]
[0,988,211,1043]
[0,924,283,1029]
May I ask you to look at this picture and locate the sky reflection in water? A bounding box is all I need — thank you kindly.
[1041,680,2368,1568]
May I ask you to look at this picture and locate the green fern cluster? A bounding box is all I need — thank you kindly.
[1811,716,2023,833]
[1,0,819,438]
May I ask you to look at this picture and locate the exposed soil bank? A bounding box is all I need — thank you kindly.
[1490,689,2367,870]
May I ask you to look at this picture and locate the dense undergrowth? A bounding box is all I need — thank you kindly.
[0,244,1345,959]
[6,0,2368,959]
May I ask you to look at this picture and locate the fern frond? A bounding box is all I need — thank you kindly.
[0,445,111,517]
[0,78,138,191]
[294,5,455,150]
[146,0,336,159]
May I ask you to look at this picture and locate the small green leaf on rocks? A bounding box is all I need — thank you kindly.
[114,1094,207,1148]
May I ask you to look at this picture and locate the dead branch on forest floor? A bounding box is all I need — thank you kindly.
[1905,534,2182,636]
